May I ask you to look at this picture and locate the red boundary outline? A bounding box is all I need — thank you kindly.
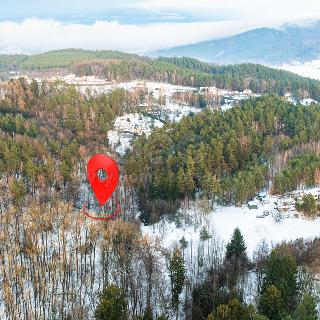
[82,199,121,221]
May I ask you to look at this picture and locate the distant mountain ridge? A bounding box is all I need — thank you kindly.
[155,22,320,65]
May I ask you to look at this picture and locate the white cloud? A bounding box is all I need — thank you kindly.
[135,0,320,23]
[0,18,267,53]
[1,0,320,55]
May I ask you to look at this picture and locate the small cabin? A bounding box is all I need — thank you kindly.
[248,200,259,209]
[258,192,267,201]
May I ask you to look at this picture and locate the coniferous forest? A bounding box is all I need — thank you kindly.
[2,50,320,99]
[0,53,320,320]
[125,95,320,209]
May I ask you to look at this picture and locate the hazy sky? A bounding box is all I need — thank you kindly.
[0,0,320,53]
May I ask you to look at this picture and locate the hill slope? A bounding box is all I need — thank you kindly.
[156,23,320,65]
[1,50,320,99]
[0,48,139,70]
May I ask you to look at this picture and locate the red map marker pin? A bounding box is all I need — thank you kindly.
[87,154,119,207]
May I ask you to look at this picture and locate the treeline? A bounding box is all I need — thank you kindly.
[73,59,213,87]
[273,154,320,194]
[0,49,138,70]
[74,58,320,99]
[210,63,320,100]
[0,54,29,71]
[125,95,320,210]
[2,49,320,99]
[172,90,218,108]
[159,57,320,100]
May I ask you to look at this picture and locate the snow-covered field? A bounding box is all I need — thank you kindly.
[279,60,320,80]
[77,80,197,97]
[142,190,320,258]
[140,189,320,308]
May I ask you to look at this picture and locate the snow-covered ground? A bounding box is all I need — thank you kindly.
[279,60,320,80]
[140,189,320,310]
[300,98,318,106]
[143,81,195,99]
[162,101,202,122]
[107,102,202,156]
[108,113,163,156]
[74,80,196,97]
[142,189,320,258]
[107,81,205,156]
[105,80,320,258]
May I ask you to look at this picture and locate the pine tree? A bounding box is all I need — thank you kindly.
[216,304,231,320]
[177,167,186,196]
[225,141,238,172]
[95,284,128,320]
[207,313,215,320]
[9,179,27,205]
[258,285,285,320]
[185,148,196,195]
[260,250,298,315]
[225,228,247,260]
[212,139,224,176]
[141,307,153,320]
[297,194,318,216]
[202,171,220,200]
[293,294,318,320]
[169,249,186,317]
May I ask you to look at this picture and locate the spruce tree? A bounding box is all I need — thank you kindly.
[258,285,285,320]
[216,304,231,320]
[225,228,247,260]
[259,250,298,316]
[169,248,186,316]
[95,284,128,320]
[293,294,318,320]
[177,167,186,195]
[185,148,196,195]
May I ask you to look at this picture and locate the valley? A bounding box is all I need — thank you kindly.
[0,51,320,319]
[2,0,320,318]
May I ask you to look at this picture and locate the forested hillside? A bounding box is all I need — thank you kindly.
[273,154,320,194]
[0,49,138,70]
[0,78,141,206]
[74,57,320,99]
[159,57,320,99]
[0,74,319,320]
[125,95,320,211]
[0,79,144,319]
[2,50,320,99]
